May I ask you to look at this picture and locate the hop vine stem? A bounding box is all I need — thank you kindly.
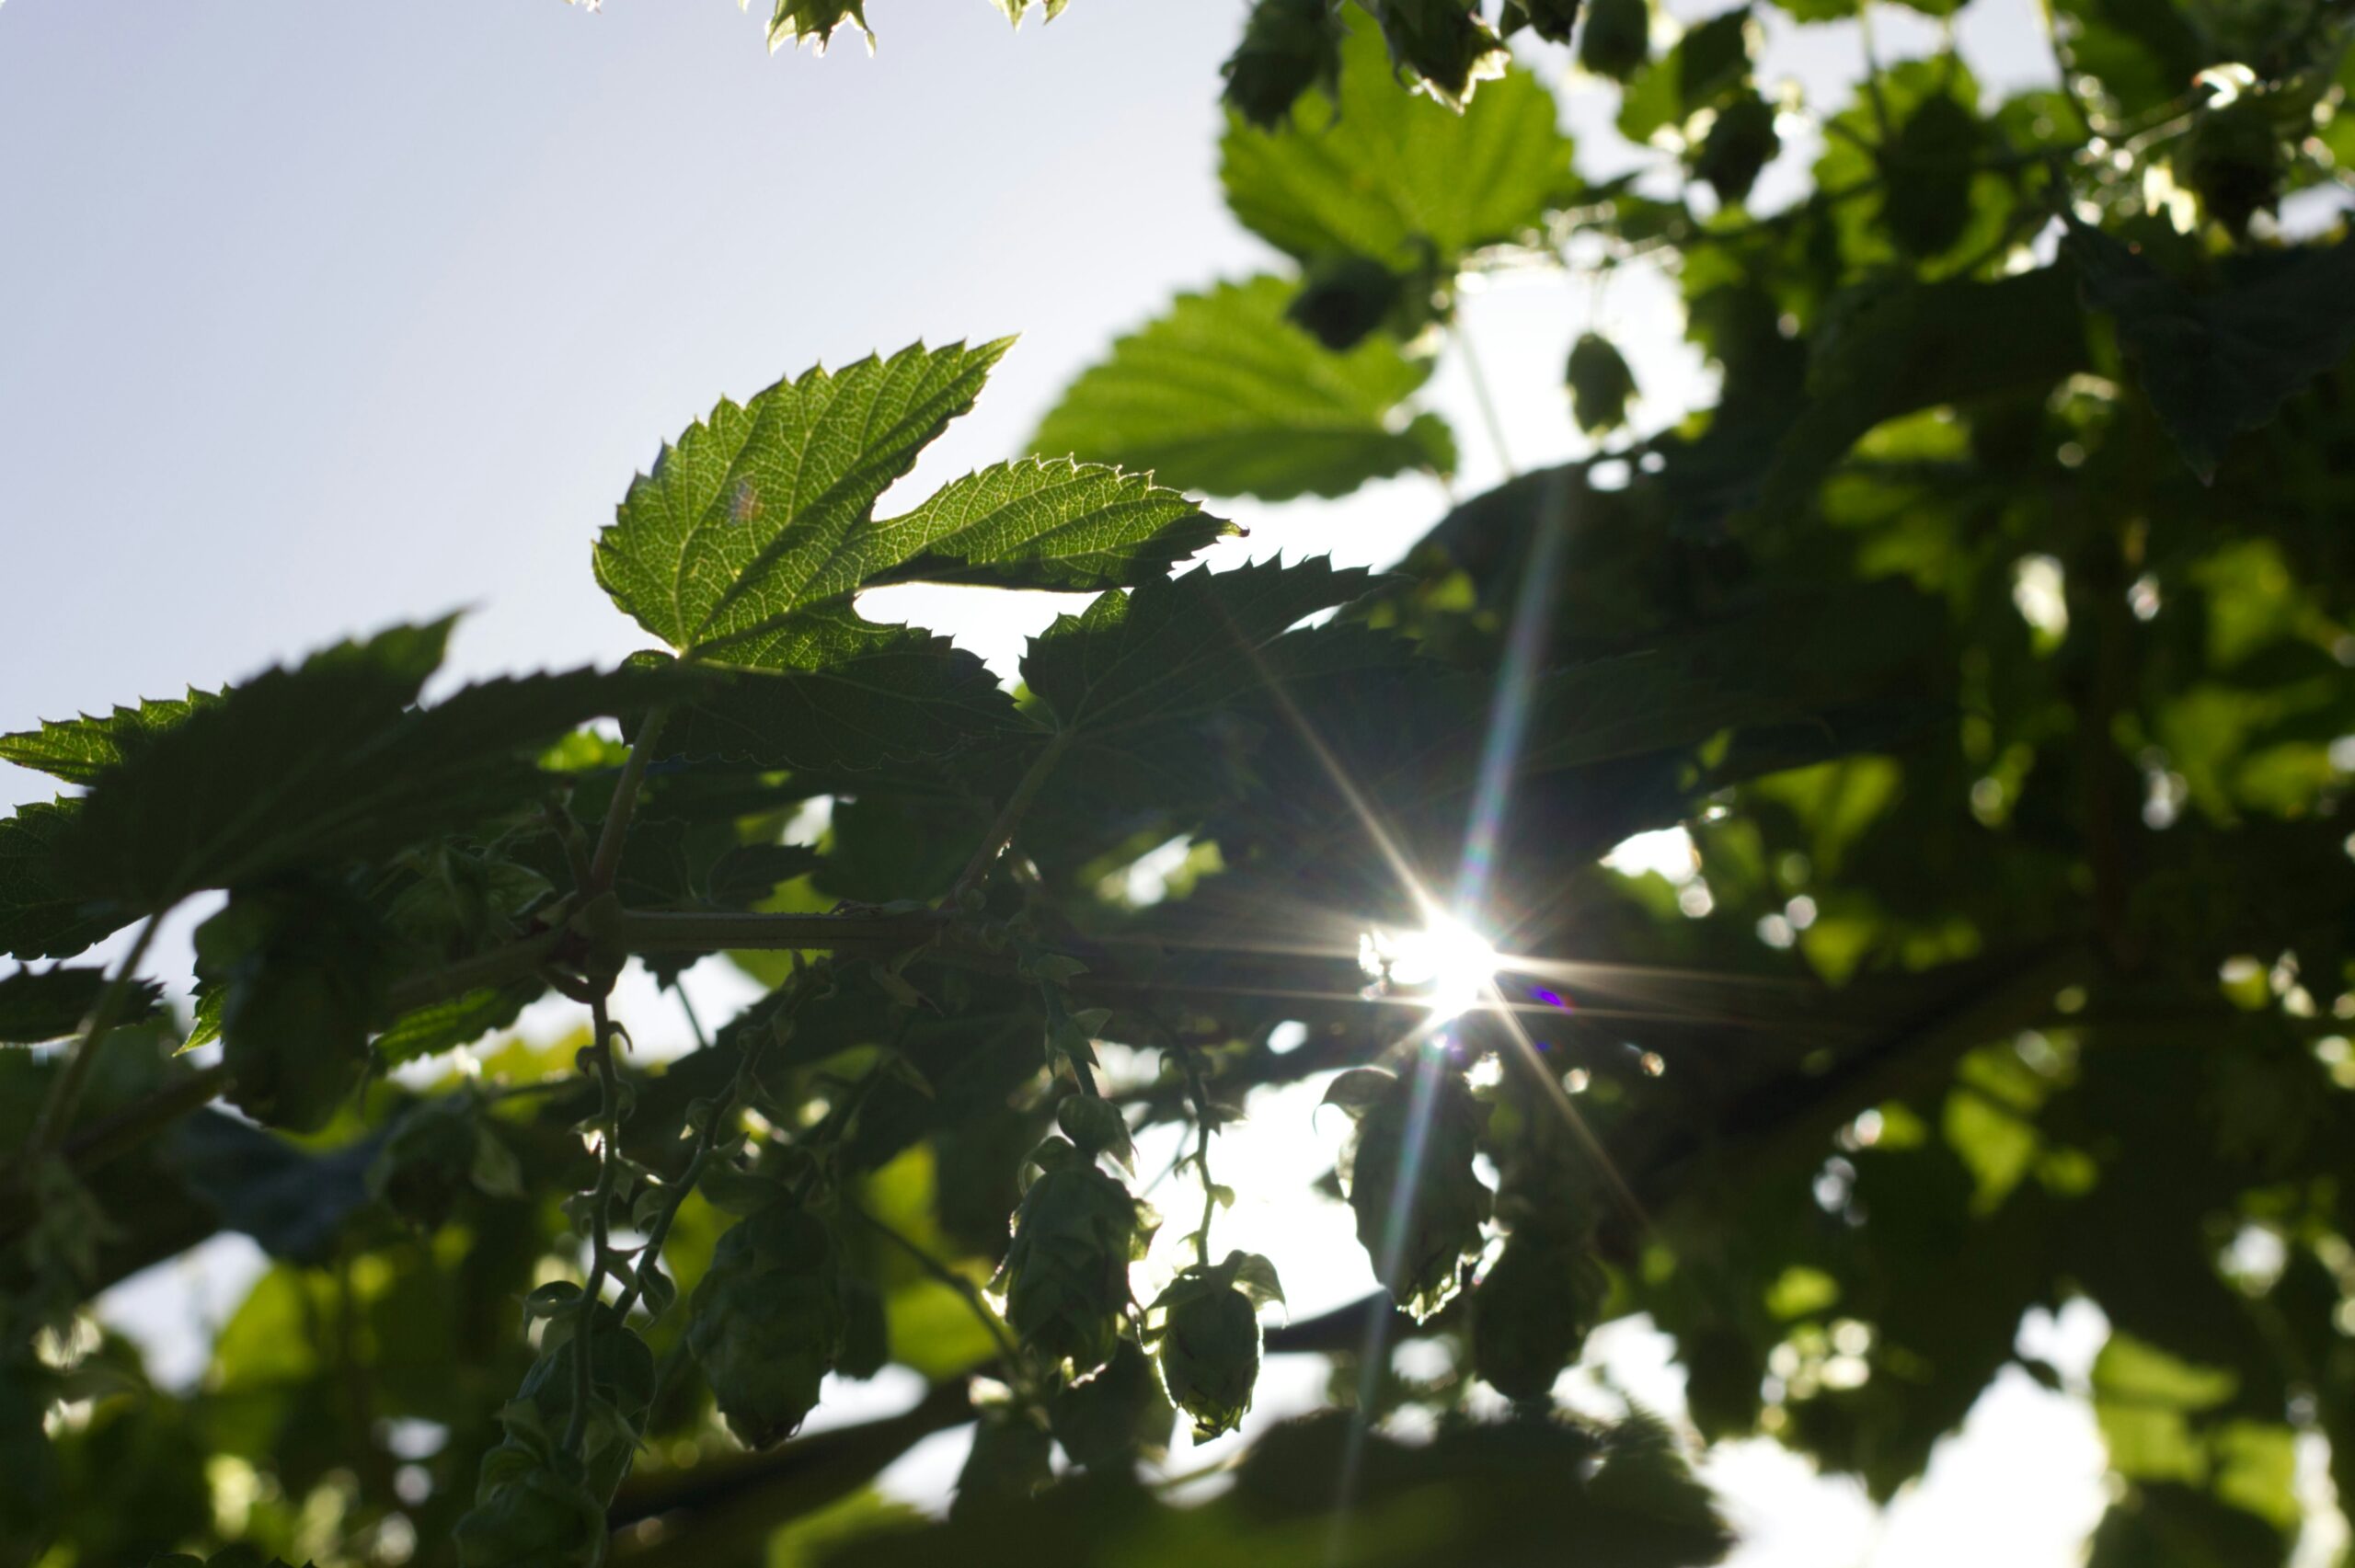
[27,912,163,1161]
[947,727,1072,909]
[588,704,669,897]
[564,991,626,1458]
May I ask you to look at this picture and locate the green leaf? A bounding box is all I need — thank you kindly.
[987,0,1072,24]
[650,614,1028,773]
[593,340,1011,663]
[1756,264,2088,517]
[758,0,871,54]
[62,621,684,911]
[1032,276,1455,501]
[2066,222,2355,483]
[0,800,130,961]
[373,982,538,1066]
[856,458,1229,591]
[0,691,222,786]
[0,965,162,1045]
[1221,24,1576,269]
[1021,556,1374,734]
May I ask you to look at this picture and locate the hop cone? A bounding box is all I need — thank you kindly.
[993,1137,1147,1378]
[1155,1276,1261,1440]
[1328,1066,1490,1320]
[1470,1234,1606,1401]
[452,1443,606,1568]
[687,1204,845,1448]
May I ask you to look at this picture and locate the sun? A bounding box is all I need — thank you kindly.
[1360,913,1499,1024]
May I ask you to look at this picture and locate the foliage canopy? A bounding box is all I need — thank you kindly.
[10,0,2355,1564]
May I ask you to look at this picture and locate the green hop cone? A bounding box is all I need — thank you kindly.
[1287,257,1406,352]
[951,1407,1054,1520]
[1578,0,1648,81]
[1367,0,1508,109]
[687,1205,846,1448]
[1566,333,1638,436]
[1878,91,1981,258]
[1223,0,1345,130]
[1693,91,1778,208]
[992,1136,1151,1379]
[1325,1066,1490,1319]
[367,1096,478,1229]
[193,882,387,1133]
[1503,0,1582,44]
[1150,1270,1267,1440]
[1470,1234,1606,1401]
[1050,1337,1176,1470]
[452,1443,607,1568]
[2181,93,2280,239]
[1055,1093,1133,1162]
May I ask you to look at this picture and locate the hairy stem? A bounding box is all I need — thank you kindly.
[28,914,163,1160]
[1455,325,1517,480]
[947,728,1073,908]
[589,704,671,897]
[564,993,626,1458]
[852,1207,1022,1368]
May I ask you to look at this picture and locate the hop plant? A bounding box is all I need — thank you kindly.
[992,1132,1153,1379]
[1324,1065,1490,1320]
[1146,1250,1283,1441]
[452,1442,607,1568]
[686,1203,846,1448]
[1470,1233,1607,1401]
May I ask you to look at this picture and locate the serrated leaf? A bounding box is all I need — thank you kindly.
[59,622,684,912]
[1021,557,1374,735]
[0,690,223,785]
[1230,1250,1287,1309]
[1033,277,1455,502]
[856,458,1230,591]
[759,0,870,54]
[649,614,1028,772]
[0,965,163,1045]
[593,340,1012,664]
[374,982,539,1066]
[2066,222,2355,483]
[1222,24,1576,269]
[0,799,132,961]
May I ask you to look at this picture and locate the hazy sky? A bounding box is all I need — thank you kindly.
[0,2,2218,1562]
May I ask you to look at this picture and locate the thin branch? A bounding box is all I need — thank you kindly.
[564,993,626,1458]
[1454,324,1517,480]
[851,1206,1022,1368]
[589,704,671,897]
[28,914,164,1159]
[946,729,1073,909]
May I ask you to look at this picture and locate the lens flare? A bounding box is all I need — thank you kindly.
[1359,914,1499,1024]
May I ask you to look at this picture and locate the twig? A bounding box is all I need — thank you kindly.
[28,914,164,1159]
[946,729,1073,909]
[563,993,626,1457]
[1455,324,1517,480]
[852,1207,1022,1368]
[588,704,671,897]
